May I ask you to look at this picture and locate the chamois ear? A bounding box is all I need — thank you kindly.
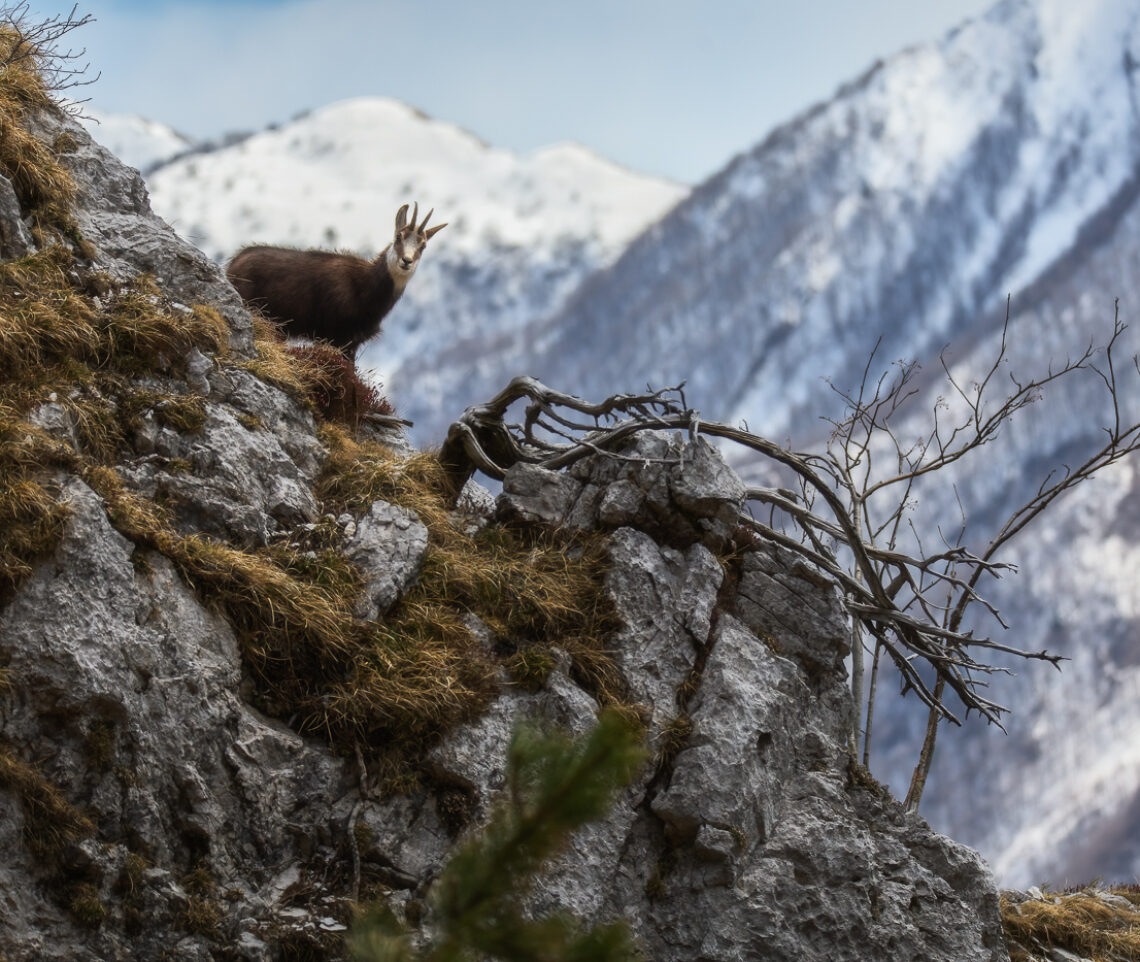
[395,204,410,230]
[425,223,447,240]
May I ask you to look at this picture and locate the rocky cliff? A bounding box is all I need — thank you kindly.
[0,56,1007,962]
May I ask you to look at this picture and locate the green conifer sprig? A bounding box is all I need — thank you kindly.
[352,710,646,962]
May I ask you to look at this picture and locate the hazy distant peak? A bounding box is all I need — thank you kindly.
[143,94,687,260]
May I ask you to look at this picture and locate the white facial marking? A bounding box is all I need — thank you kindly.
[387,241,419,284]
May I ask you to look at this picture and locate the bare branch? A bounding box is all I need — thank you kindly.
[1,4,100,115]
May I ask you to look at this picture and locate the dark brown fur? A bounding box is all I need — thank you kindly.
[226,203,446,363]
[226,246,399,362]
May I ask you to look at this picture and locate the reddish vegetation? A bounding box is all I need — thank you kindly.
[285,344,394,427]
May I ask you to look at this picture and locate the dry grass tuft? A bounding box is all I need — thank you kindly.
[0,246,97,378]
[0,26,76,239]
[317,427,627,712]
[286,342,394,425]
[68,882,108,927]
[1002,888,1140,961]
[0,413,74,595]
[243,318,394,426]
[101,279,228,367]
[0,245,230,595]
[242,315,318,400]
[506,646,557,691]
[318,428,452,525]
[0,745,94,858]
[0,251,226,388]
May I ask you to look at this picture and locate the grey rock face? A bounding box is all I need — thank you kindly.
[643,615,999,961]
[27,108,254,357]
[499,463,584,526]
[345,500,430,619]
[0,481,348,961]
[122,401,322,546]
[491,437,1005,962]
[604,526,721,729]
[500,431,746,551]
[735,539,852,674]
[207,366,326,478]
[0,172,33,258]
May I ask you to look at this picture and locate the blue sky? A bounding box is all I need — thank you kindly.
[32,0,994,183]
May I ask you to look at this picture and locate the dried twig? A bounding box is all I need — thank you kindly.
[1,4,100,115]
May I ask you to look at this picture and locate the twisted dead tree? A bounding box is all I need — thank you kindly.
[439,306,1140,810]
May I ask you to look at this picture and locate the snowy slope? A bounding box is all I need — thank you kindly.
[142,97,686,439]
[511,0,1140,445]
[80,109,193,174]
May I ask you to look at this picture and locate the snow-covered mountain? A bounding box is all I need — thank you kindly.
[487,0,1140,888]
[508,0,1140,442]
[79,109,193,174]
[132,97,686,440]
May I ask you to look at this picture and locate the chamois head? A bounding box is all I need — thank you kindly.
[387,201,447,280]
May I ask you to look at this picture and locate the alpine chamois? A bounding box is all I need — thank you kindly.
[225,202,446,362]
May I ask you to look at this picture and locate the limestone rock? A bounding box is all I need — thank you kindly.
[498,462,583,526]
[0,171,33,259]
[206,366,325,478]
[120,402,321,546]
[652,615,814,846]
[344,500,430,620]
[0,481,348,961]
[734,538,852,673]
[499,431,747,550]
[26,108,255,357]
[605,526,722,729]
[431,652,600,780]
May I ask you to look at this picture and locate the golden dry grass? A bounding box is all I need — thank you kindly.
[0,412,74,595]
[0,26,78,240]
[0,745,94,858]
[242,318,394,424]
[317,427,627,711]
[0,247,97,379]
[0,242,229,596]
[242,315,328,403]
[0,251,227,391]
[1002,889,1140,961]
